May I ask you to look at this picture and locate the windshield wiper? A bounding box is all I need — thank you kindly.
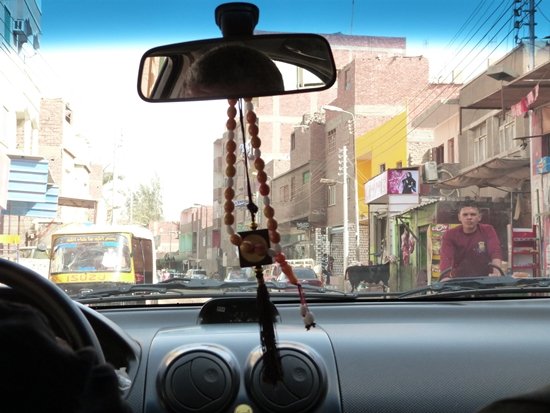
[73,279,307,299]
[74,278,249,299]
[398,276,550,299]
[73,278,349,303]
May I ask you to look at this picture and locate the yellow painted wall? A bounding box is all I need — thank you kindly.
[355,111,408,217]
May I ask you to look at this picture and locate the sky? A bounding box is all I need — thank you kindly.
[37,0,550,220]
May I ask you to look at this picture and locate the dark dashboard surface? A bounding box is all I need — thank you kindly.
[89,297,550,413]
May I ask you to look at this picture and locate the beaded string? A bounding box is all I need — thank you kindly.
[224,98,316,330]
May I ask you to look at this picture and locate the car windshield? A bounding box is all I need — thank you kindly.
[2,0,550,305]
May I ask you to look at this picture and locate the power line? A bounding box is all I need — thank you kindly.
[357,1,516,153]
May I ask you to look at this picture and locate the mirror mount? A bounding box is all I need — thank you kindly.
[215,2,259,37]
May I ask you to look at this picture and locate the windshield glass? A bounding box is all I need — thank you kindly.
[50,234,131,274]
[2,0,550,304]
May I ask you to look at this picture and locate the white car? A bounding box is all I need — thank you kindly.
[185,269,208,279]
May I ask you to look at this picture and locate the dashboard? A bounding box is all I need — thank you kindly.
[78,296,550,413]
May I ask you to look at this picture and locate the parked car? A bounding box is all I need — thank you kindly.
[224,269,250,282]
[276,266,324,288]
[185,269,208,279]
[2,1,550,413]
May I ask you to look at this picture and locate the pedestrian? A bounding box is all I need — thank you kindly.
[439,201,502,280]
[321,253,333,285]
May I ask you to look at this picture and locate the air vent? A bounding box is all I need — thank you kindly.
[246,346,326,413]
[158,347,239,413]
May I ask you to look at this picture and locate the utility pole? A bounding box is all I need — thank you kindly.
[528,0,535,70]
[339,146,349,291]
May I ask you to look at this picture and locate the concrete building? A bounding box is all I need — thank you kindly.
[383,41,550,287]
[1,1,102,255]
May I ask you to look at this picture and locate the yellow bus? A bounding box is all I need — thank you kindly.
[49,224,156,294]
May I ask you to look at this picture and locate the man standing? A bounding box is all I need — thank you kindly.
[440,202,502,280]
[321,253,333,285]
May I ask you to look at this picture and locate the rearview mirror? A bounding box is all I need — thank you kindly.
[137,34,336,102]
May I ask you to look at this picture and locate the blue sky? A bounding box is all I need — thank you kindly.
[41,0,550,50]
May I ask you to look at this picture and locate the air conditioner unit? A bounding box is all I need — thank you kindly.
[13,19,25,35]
[422,161,438,182]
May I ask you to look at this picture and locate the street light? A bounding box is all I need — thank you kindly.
[322,105,361,265]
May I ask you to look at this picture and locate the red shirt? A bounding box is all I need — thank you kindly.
[440,224,502,278]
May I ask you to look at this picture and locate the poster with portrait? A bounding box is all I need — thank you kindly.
[387,169,419,195]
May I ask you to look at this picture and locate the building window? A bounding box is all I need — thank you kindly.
[328,185,336,206]
[542,133,550,157]
[499,114,515,152]
[327,128,336,153]
[302,170,310,184]
[379,163,386,173]
[290,176,295,200]
[435,144,444,164]
[473,122,487,163]
[290,132,296,151]
[448,138,455,163]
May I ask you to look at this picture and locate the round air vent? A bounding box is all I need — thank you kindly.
[247,346,326,413]
[158,347,239,413]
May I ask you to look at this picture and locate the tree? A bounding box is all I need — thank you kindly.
[126,176,163,226]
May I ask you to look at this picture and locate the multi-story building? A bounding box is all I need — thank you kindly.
[385,41,550,286]
[1,0,48,251]
[211,33,410,271]
[1,1,102,254]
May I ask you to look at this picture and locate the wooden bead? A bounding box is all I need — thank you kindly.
[226,140,237,153]
[254,158,265,170]
[256,170,267,183]
[246,111,257,123]
[269,230,281,244]
[226,118,236,130]
[224,201,235,213]
[263,205,274,218]
[226,152,236,165]
[224,213,234,225]
[227,106,237,118]
[225,165,236,177]
[224,187,235,200]
[230,233,242,246]
[250,136,261,148]
[248,123,259,136]
[267,219,278,230]
[228,99,238,106]
[259,183,270,196]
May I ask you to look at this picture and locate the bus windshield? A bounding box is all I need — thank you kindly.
[50,233,131,274]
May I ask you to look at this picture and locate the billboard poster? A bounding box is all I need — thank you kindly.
[387,169,419,195]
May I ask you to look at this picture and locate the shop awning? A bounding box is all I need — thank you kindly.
[436,157,530,190]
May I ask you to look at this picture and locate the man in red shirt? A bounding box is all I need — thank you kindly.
[440,202,502,280]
